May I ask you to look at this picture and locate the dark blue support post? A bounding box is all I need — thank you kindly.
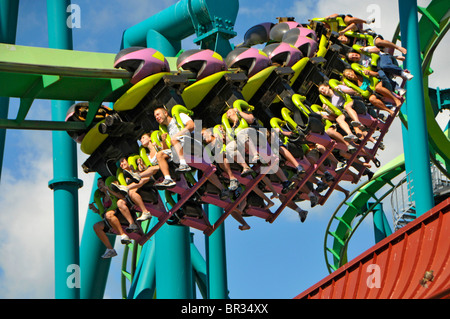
[398,0,434,216]
[0,0,20,182]
[47,0,83,299]
[205,205,228,299]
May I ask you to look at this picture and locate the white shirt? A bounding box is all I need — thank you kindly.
[167,113,194,145]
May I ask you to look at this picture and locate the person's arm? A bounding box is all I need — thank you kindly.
[361,45,380,54]
[363,68,379,77]
[338,84,359,96]
[235,108,255,125]
[172,114,195,140]
[160,133,169,149]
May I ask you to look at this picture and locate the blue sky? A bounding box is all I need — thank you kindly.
[0,0,448,299]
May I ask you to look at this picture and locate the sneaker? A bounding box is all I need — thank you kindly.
[396,86,407,96]
[155,178,176,189]
[101,248,117,259]
[220,188,230,200]
[378,142,385,150]
[110,183,128,196]
[251,154,261,163]
[137,212,152,222]
[252,154,269,165]
[123,169,141,183]
[241,167,254,177]
[229,178,239,191]
[298,209,308,223]
[175,164,191,172]
[364,169,374,180]
[335,162,346,173]
[402,70,414,81]
[296,164,306,174]
[120,234,132,245]
[316,181,328,193]
[350,121,363,128]
[126,223,140,233]
[347,145,357,154]
[309,194,318,207]
[344,134,358,142]
[281,180,296,194]
[324,171,335,182]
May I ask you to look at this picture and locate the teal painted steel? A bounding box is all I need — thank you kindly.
[399,0,435,216]
[206,204,228,299]
[371,203,392,243]
[47,0,83,299]
[191,232,208,298]
[0,0,19,182]
[80,175,115,299]
[155,223,194,298]
[128,220,157,299]
[0,0,19,43]
[121,0,238,57]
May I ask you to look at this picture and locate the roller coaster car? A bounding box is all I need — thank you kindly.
[181,70,248,127]
[282,28,318,59]
[326,79,383,130]
[95,176,145,241]
[276,97,375,190]
[268,20,301,42]
[65,102,115,144]
[310,16,347,34]
[106,71,191,134]
[308,21,328,42]
[178,49,248,127]
[114,46,170,84]
[289,57,327,101]
[233,56,326,142]
[241,22,275,47]
[267,119,337,221]
[241,65,296,126]
[80,69,193,177]
[321,44,351,78]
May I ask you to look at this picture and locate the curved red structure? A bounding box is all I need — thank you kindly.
[296,198,450,299]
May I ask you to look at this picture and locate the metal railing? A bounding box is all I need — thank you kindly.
[392,163,449,231]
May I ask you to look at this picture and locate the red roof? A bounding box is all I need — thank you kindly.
[295,198,450,299]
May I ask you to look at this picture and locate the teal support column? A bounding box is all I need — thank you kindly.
[370,203,392,243]
[401,119,415,202]
[80,175,115,299]
[205,205,228,299]
[0,0,20,182]
[47,0,83,299]
[155,223,193,298]
[191,233,208,299]
[128,220,157,299]
[399,0,434,216]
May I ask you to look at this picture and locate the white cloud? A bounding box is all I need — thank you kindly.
[0,106,95,298]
